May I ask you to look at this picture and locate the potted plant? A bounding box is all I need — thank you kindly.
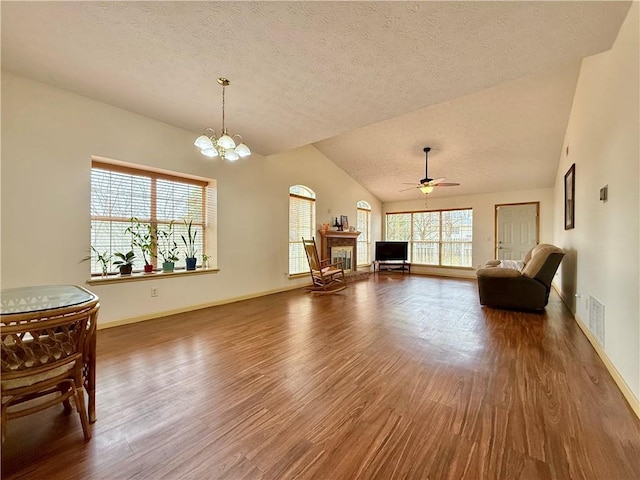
[202,253,211,269]
[126,217,156,273]
[113,250,136,275]
[181,219,198,271]
[81,246,112,277]
[156,222,179,273]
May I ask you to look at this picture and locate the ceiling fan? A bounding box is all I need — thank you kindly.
[402,147,460,194]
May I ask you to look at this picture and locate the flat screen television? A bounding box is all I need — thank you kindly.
[375,241,408,262]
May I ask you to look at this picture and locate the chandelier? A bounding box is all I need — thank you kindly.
[194,77,251,161]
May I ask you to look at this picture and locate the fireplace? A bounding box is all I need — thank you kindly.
[331,246,353,271]
[317,229,360,272]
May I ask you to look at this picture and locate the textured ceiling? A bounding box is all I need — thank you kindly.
[1,1,632,202]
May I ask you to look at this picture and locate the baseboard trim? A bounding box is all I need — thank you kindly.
[552,284,640,418]
[409,268,476,280]
[97,283,305,330]
[574,313,640,418]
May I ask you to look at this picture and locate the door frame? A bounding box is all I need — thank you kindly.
[494,202,540,258]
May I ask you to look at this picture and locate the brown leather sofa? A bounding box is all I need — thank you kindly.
[476,244,565,311]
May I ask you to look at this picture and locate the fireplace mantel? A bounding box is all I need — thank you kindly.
[317,229,360,271]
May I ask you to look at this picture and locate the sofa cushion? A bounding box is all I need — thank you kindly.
[521,245,564,278]
[483,260,502,267]
[523,247,534,265]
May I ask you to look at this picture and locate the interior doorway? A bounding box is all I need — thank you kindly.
[495,202,539,260]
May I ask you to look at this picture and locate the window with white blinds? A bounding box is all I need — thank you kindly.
[386,208,473,267]
[90,160,210,275]
[356,200,372,265]
[289,185,316,275]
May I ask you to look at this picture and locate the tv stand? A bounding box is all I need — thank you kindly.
[374,260,411,274]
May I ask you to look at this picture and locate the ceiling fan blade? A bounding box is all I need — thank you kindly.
[401,147,460,192]
[401,182,418,185]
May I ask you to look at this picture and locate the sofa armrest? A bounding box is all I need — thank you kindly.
[476,267,521,278]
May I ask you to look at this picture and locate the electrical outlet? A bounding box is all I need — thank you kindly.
[151,287,158,297]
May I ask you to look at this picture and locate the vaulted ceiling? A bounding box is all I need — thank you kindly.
[1,1,632,201]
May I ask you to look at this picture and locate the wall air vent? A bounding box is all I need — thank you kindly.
[588,296,605,347]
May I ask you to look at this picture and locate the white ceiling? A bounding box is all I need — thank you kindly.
[1,1,631,202]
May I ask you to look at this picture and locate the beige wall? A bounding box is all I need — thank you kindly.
[553,3,639,399]
[383,188,554,278]
[2,5,638,402]
[0,73,380,325]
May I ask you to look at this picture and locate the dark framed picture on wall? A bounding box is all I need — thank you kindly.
[564,163,575,230]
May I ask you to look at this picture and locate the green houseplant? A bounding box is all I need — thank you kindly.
[156,221,179,273]
[181,219,198,271]
[202,253,211,269]
[126,217,156,273]
[113,250,136,276]
[82,246,112,277]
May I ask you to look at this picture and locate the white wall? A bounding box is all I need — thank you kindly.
[553,3,639,399]
[1,73,380,325]
[383,188,554,278]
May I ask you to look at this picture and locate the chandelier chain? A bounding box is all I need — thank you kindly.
[221,82,226,132]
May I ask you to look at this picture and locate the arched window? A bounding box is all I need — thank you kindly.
[357,200,372,265]
[289,185,316,274]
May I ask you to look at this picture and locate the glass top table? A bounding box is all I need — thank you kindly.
[1,284,100,423]
[1,284,97,315]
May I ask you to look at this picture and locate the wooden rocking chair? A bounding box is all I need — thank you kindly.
[302,237,347,294]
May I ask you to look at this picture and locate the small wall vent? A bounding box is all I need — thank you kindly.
[588,296,605,347]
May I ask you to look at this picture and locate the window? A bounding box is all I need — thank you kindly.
[289,185,316,275]
[356,200,371,265]
[90,159,213,275]
[385,208,473,267]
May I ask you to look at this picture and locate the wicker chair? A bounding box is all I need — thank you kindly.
[1,302,99,442]
[302,237,347,294]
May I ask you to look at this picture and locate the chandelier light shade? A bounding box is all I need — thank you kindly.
[194,77,251,162]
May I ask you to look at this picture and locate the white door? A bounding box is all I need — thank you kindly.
[496,203,538,260]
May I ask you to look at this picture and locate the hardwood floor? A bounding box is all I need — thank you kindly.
[2,275,640,479]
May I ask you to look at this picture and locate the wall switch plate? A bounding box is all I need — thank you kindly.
[151,287,158,297]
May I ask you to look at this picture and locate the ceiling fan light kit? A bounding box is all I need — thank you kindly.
[194,77,251,162]
[408,146,460,195]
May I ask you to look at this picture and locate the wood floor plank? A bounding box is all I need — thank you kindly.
[2,274,640,479]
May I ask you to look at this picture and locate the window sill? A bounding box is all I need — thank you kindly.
[411,264,475,270]
[288,273,308,280]
[86,268,219,285]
